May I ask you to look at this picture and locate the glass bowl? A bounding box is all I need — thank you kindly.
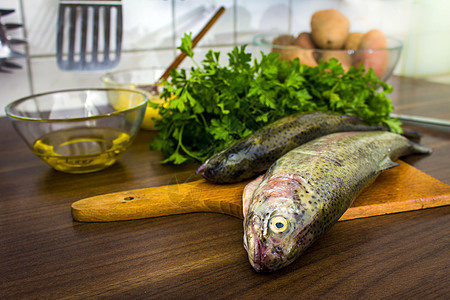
[101,68,166,130]
[5,88,148,174]
[253,32,403,81]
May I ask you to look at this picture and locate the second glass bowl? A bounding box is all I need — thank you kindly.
[102,68,166,130]
[254,32,403,81]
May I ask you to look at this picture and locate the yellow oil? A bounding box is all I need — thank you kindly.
[33,127,131,173]
[110,88,163,130]
[141,94,163,130]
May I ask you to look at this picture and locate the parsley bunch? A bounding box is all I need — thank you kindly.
[150,33,401,164]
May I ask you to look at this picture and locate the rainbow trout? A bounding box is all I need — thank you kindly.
[242,131,431,272]
[197,112,389,183]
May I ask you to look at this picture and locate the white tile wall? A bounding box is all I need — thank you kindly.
[236,0,290,44]
[401,0,450,76]
[122,0,174,51]
[1,0,449,116]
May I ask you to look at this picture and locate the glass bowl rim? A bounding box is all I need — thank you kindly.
[5,88,149,122]
[101,67,167,86]
[253,32,403,52]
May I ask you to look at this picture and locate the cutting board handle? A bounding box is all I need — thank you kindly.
[71,179,247,222]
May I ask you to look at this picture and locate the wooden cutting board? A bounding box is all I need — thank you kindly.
[71,160,450,222]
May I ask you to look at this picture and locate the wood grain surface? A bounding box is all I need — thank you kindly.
[1,76,449,299]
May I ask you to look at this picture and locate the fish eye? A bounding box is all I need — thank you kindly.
[269,216,289,234]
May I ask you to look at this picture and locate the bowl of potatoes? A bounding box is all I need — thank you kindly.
[253,9,403,81]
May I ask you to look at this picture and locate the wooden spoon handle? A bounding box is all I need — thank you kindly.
[71,179,247,222]
[159,6,226,81]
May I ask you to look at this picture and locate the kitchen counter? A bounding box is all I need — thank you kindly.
[1,76,449,299]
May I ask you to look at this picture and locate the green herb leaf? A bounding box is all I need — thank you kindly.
[178,33,194,58]
[152,36,401,164]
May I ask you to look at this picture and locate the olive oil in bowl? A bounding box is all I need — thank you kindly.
[6,89,148,173]
[33,127,131,173]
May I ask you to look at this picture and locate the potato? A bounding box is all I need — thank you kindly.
[271,34,296,55]
[345,32,364,50]
[295,32,316,49]
[318,51,352,71]
[272,34,296,46]
[271,33,317,66]
[354,29,389,78]
[278,48,318,67]
[358,29,388,50]
[310,9,350,49]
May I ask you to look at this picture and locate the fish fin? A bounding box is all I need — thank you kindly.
[378,156,400,174]
[242,175,264,218]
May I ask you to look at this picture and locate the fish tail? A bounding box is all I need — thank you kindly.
[401,128,422,142]
[411,141,432,155]
[341,115,424,142]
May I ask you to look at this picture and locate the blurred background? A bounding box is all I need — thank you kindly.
[1,0,449,116]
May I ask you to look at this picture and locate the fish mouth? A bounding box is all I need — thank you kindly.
[246,221,298,272]
[246,224,274,272]
[195,162,206,175]
[251,236,265,272]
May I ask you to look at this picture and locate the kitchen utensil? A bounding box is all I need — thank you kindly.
[71,161,450,222]
[5,88,148,173]
[0,24,26,59]
[0,9,15,16]
[391,113,450,127]
[0,21,27,45]
[159,6,226,81]
[0,8,27,72]
[0,59,22,73]
[3,22,22,30]
[56,0,123,71]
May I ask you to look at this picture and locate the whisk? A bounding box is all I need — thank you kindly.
[0,8,27,73]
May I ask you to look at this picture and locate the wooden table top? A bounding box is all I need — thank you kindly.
[1,76,449,299]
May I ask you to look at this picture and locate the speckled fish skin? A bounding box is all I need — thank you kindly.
[243,131,431,272]
[197,111,387,183]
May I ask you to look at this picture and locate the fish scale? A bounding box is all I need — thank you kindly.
[242,131,431,272]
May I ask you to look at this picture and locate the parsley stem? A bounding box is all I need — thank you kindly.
[177,125,203,161]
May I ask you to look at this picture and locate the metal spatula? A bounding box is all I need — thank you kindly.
[56,0,122,71]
